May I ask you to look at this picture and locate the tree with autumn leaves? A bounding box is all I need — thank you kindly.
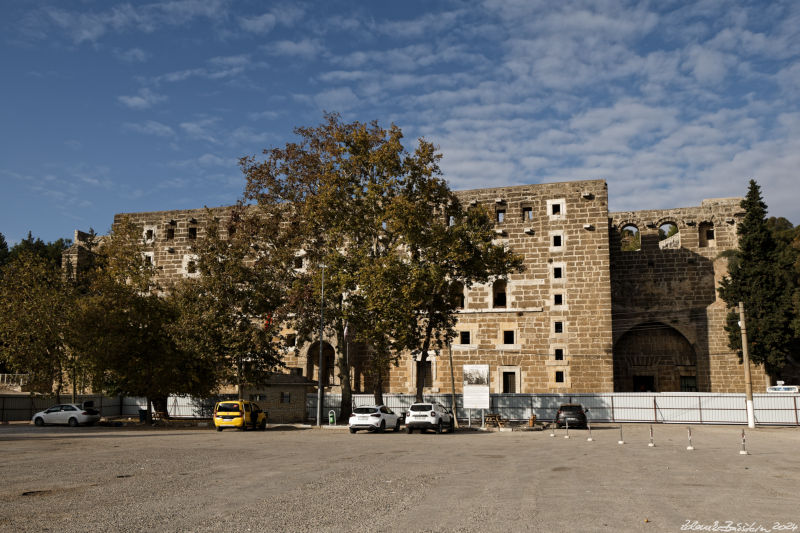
[240,114,523,405]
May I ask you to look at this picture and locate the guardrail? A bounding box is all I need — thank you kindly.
[307,392,800,426]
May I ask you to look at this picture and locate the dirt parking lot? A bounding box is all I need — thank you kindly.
[0,422,798,532]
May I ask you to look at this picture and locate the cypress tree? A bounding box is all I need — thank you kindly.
[718,180,798,376]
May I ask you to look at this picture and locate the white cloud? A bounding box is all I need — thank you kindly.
[239,13,276,33]
[264,39,325,60]
[118,88,167,109]
[180,118,220,144]
[123,120,175,137]
[116,47,149,63]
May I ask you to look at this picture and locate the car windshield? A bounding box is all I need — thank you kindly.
[353,407,377,414]
[410,404,432,411]
[216,403,241,412]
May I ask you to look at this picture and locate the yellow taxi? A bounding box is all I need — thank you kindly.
[213,400,268,431]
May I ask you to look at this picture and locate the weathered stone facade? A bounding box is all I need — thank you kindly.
[72,180,769,395]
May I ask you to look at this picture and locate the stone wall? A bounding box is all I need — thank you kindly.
[66,181,770,395]
[609,199,769,392]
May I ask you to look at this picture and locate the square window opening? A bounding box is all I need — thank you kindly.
[522,207,533,221]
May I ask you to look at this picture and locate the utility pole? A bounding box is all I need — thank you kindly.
[448,341,459,429]
[739,302,755,429]
[316,264,326,427]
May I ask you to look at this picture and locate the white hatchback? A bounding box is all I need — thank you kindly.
[32,404,101,427]
[348,405,401,433]
[405,402,455,433]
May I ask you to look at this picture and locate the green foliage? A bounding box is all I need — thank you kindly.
[168,214,283,397]
[718,180,800,375]
[0,232,9,267]
[0,250,75,394]
[620,228,640,251]
[7,231,71,269]
[240,114,523,403]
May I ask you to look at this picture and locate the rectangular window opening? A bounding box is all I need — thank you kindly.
[554,322,563,334]
[706,229,715,241]
[555,371,564,383]
[459,331,471,345]
[502,372,516,394]
[554,294,563,306]
[554,348,564,360]
[188,227,197,239]
[420,361,432,388]
[503,330,515,344]
[522,207,533,221]
[553,267,563,279]
[496,210,505,223]
[551,204,561,215]
[166,228,175,240]
[553,235,562,247]
[293,256,304,269]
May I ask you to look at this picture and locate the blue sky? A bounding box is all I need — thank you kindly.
[2,0,799,245]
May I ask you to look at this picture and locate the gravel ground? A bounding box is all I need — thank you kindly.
[0,422,798,532]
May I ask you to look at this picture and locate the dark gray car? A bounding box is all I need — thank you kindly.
[555,403,588,428]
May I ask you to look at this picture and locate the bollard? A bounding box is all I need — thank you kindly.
[587,420,593,442]
[648,425,655,447]
[618,425,625,445]
[549,423,556,437]
[686,427,694,451]
[740,429,749,455]
[328,410,336,426]
[564,417,570,439]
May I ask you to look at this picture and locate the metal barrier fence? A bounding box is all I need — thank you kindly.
[0,374,28,388]
[307,392,800,426]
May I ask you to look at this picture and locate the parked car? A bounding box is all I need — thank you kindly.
[555,403,588,428]
[32,403,101,427]
[348,405,401,433]
[405,402,454,433]
[213,400,267,431]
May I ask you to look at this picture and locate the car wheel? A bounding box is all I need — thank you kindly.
[34,417,44,427]
[240,423,247,431]
[379,420,386,433]
[260,419,267,430]
[407,426,413,434]
[68,417,79,427]
[394,420,400,432]
[216,426,223,432]
[436,420,443,434]
[349,428,356,434]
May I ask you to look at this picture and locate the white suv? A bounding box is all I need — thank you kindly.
[405,402,455,434]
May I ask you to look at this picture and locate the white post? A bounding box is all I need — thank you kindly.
[739,302,756,429]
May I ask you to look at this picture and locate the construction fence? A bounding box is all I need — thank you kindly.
[308,392,800,426]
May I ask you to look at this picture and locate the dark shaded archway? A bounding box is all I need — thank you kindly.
[306,342,337,387]
[613,322,697,392]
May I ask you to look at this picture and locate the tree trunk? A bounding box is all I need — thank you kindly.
[146,397,153,424]
[372,364,384,406]
[337,347,352,421]
[415,318,435,402]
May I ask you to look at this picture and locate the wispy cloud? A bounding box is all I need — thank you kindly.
[116,47,149,63]
[118,88,167,109]
[123,120,175,137]
[180,118,220,144]
[264,39,325,60]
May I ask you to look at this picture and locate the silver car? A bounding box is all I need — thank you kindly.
[32,404,101,427]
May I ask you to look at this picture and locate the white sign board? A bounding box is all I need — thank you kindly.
[463,364,490,409]
[767,385,799,393]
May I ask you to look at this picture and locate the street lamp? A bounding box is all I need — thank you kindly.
[316,264,326,427]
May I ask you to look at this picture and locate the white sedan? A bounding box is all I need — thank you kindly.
[32,404,101,427]
[348,405,401,433]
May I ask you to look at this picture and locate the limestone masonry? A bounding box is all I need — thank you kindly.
[68,179,769,395]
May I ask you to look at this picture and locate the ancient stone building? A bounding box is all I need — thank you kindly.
[70,179,769,395]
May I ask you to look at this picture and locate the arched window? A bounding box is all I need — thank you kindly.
[620,224,640,251]
[493,280,507,308]
[658,222,680,249]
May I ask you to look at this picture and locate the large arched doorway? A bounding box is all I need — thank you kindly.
[613,322,697,392]
[307,342,337,387]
